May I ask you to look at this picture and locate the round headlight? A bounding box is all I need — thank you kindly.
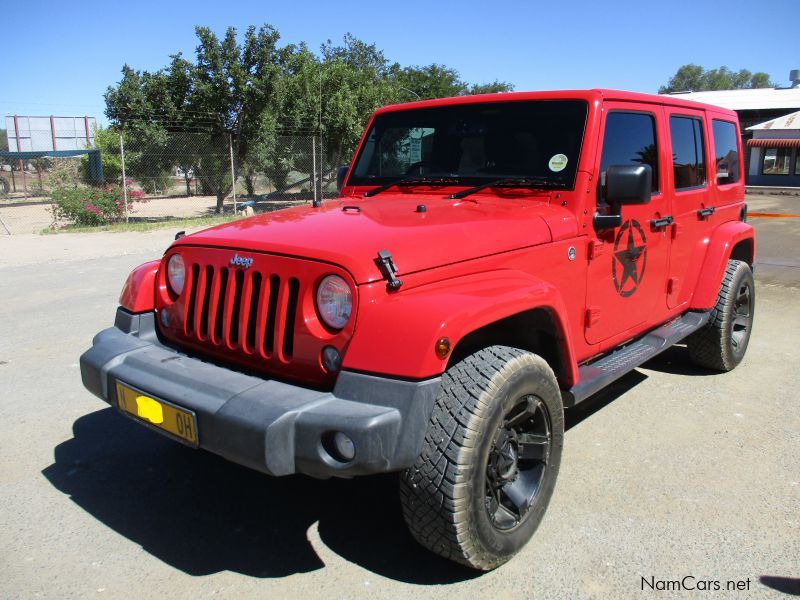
[167,254,185,296]
[316,275,352,330]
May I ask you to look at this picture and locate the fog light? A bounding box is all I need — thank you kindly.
[332,432,355,462]
[160,309,170,327]
[321,346,342,372]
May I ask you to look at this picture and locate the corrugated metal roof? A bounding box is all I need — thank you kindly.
[747,110,800,131]
[663,88,800,111]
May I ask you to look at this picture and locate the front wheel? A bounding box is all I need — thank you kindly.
[400,346,564,570]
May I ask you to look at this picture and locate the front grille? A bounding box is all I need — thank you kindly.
[182,264,300,360]
[156,247,356,387]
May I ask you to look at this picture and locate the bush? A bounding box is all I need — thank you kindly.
[50,184,145,226]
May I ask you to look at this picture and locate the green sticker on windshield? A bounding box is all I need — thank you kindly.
[548,154,568,172]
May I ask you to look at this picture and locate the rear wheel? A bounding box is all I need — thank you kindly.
[400,345,564,570]
[687,259,755,371]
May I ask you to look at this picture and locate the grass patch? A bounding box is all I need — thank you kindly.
[40,214,242,235]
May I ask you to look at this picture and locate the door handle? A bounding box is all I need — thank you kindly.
[650,215,674,229]
[697,207,715,218]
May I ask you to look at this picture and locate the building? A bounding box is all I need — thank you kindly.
[746,110,800,186]
[665,71,800,186]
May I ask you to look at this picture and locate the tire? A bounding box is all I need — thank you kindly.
[400,345,564,570]
[687,259,755,371]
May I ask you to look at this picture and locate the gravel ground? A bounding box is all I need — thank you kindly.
[0,194,798,598]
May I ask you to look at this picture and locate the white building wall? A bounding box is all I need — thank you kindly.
[749,147,761,176]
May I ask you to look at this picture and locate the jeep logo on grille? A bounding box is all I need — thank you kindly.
[230,253,254,269]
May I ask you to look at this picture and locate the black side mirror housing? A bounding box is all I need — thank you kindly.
[336,165,350,192]
[606,164,652,205]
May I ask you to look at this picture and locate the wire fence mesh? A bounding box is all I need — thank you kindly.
[0,124,337,234]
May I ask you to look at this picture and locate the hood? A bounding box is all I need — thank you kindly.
[173,192,576,284]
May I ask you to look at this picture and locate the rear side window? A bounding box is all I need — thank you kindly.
[711,120,740,184]
[600,112,659,194]
[669,116,706,190]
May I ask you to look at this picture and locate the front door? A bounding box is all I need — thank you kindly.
[585,104,671,345]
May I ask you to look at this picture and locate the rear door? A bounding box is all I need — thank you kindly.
[585,103,671,345]
[663,108,713,309]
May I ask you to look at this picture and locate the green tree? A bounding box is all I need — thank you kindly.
[82,127,122,184]
[659,64,775,93]
[394,64,464,100]
[469,80,514,95]
[318,35,401,170]
[105,25,283,212]
[393,64,514,100]
[103,24,520,202]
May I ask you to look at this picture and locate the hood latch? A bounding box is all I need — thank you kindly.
[375,250,403,292]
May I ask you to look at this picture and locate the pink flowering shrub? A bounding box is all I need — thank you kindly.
[51,185,146,226]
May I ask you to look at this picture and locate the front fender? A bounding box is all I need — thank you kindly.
[342,270,578,384]
[690,221,756,310]
[119,260,160,313]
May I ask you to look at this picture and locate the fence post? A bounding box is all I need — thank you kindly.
[312,135,320,207]
[118,130,129,223]
[229,133,237,214]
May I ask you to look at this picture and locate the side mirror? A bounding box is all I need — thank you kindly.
[606,164,651,205]
[336,165,350,192]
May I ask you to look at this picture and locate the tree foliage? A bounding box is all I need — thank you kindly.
[659,64,774,94]
[104,24,515,211]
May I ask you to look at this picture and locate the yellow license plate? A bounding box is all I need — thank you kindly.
[116,382,198,446]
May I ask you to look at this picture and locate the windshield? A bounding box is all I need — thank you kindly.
[349,100,588,189]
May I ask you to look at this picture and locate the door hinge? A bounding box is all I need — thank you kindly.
[375,250,403,291]
[585,306,601,328]
[588,240,606,260]
[671,222,680,239]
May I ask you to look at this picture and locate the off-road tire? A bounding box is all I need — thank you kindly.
[687,259,755,371]
[400,345,564,570]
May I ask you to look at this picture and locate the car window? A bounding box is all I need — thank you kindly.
[600,111,659,194]
[670,116,706,190]
[711,120,740,184]
[350,100,588,188]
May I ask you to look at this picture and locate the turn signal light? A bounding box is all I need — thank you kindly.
[435,337,452,359]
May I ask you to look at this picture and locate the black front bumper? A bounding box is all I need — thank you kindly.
[80,309,440,478]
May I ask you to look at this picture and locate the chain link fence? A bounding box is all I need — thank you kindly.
[0,126,337,234]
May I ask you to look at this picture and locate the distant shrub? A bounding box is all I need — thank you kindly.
[50,183,145,226]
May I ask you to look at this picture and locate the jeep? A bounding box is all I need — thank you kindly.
[81,89,755,570]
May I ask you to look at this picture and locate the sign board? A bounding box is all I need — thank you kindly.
[5,115,97,152]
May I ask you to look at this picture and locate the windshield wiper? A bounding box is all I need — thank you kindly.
[449,176,566,199]
[363,176,459,197]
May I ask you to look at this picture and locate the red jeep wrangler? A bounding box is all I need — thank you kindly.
[81,90,755,570]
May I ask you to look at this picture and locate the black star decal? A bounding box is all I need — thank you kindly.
[612,220,648,297]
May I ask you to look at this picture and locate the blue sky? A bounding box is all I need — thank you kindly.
[2,0,797,124]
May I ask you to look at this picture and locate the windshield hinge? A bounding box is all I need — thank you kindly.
[375,250,403,291]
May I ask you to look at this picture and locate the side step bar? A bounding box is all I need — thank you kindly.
[564,310,711,407]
